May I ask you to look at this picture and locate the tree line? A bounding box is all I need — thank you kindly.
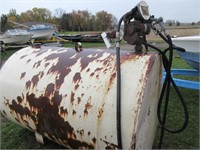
[0,8,118,32]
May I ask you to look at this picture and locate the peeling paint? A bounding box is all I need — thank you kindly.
[0,46,162,149]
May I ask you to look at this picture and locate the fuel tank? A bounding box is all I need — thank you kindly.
[0,46,162,149]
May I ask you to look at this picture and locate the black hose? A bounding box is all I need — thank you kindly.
[157,35,189,133]
[116,46,122,149]
[115,14,124,149]
[144,32,189,148]
[115,11,135,149]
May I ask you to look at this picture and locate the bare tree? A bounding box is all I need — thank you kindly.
[54,8,65,18]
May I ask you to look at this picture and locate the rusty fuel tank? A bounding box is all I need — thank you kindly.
[0,46,162,149]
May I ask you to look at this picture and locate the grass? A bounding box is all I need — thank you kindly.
[0,43,199,149]
[1,117,65,149]
[153,87,199,149]
[62,41,105,48]
[1,49,18,60]
[60,31,102,35]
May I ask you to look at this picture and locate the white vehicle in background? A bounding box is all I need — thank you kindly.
[28,24,55,40]
[172,35,200,71]
[0,29,33,45]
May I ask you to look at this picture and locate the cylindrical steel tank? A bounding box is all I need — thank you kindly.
[0,46,162,149]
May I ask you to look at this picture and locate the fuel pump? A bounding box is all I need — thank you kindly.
[115,1,188,149]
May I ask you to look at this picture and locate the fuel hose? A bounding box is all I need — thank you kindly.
[115,12,189,149]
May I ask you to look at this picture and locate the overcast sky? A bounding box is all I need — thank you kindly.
[0,0,199,23]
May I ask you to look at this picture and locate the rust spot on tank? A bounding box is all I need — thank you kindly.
[98,108,104,120]
[84,109,88,116]
[20,54,28,59]
[80,129,84,137]
[40,49,116,89]
[26,59,31,63]
[95,68,103,72]
[73,72,81,83]
[92,137,97,144]
[84,101,92,116]
[88,131,91,136]
[101,139,118,149]
[60,106,68,116]
[20,72,26,79]
[131,134,136,149]
[103,59,110,66]
[86,68,90,72]
[98,103,105,120]
[107,72,116,92]
[90,72,95,77]
[6,92,95,149]
[51,91,62,107]
[72,110,76,115]
[33,60,42,68]
[17,96,23,104]
[45,83,55,97]
[75,84,79,90]
[70,92,75,105]
[34,48,49,57]
[95,75,99,79]
[40,71,44,78]
[103,68,108,74]
[120,51,141,64]
[25,80,31,89]
[73,73,81,90]
[31,75,39,88]
[44,62,50,68]
[8,99,30,120]
[44,50,77,89]
[81,51,106,71]
[57,68,71,89]
[146,54,156,76]
[77,97,81,104]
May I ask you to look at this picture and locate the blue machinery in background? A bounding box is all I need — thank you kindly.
[163,69,200,90]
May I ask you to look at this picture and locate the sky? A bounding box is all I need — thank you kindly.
[0,0,199,23]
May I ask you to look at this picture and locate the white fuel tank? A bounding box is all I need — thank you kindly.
[0,46,162,149]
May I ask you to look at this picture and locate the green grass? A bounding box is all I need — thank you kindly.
[1,49,18,60]
[0,115,65,149]
[153,87,199,149]
[60,31,102,35]
[62,41,105,48]
[0,43,199,149]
